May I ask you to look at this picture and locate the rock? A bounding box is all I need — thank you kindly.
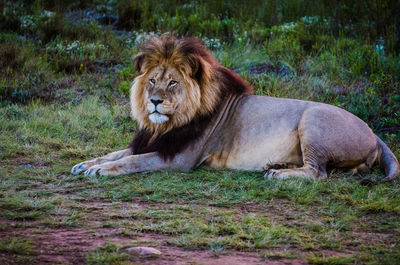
[247,62,275,74]
[278,63,292,77]
[234,62,293,77]
[58,174,67,180]
[24,164,35,169]
[331,85,345,95]
[126,246,161,256]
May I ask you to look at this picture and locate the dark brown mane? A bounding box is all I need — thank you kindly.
[130,37,253,160]
[130,111,214,160]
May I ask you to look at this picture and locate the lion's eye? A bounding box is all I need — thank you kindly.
[149,79,156,85]
[169,80,177,87]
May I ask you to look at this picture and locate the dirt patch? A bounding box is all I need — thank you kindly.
[0,199,312,264]
[0,224,126,264]
[0,198,389,264]
[234,199,321,225]
[0,218,308,264]
[0,253,17,265]
[1,156,52,169]
[3,156,30,166]
[137,245,303,265]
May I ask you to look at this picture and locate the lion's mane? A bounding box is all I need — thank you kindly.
[129,36,253,159]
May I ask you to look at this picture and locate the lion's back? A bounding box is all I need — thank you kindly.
[202,96,312,170]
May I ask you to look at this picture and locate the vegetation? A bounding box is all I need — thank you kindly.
[0,0,399,264]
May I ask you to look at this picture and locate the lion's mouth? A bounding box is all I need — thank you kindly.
[149,112,170,124]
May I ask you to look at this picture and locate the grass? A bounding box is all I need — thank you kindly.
[0,96,399,263]
[0,193,57,220]
[1,0,400,264]
[86,243,130,265]
[307,253,355,265]
[0,237,33,255]
[261,250,297,260]
[0,95,399,264]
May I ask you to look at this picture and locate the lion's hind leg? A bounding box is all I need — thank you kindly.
[263,163,311,179]
[263,142,328,180]
[265,107,337,180]
[71,148,131,175]
[263,132,330,180]
[265,105,380,181]
[264,164,326,180]
[263,163,298,171]
[350,163,369,175]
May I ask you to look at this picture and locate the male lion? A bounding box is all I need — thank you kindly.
[71,36,400,181]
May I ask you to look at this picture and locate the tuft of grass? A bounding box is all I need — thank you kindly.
[0,193,58,220]
[307,253,355,265]
[261,250,297,260]
[86,243,130,265]
[0,237,34,255]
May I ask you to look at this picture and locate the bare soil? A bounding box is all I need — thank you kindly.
[0,200,313,264]
[0,220,307,264]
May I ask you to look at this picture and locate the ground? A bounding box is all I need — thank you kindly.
[0,97,399,264]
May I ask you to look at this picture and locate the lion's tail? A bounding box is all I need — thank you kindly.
[376,136,400,181]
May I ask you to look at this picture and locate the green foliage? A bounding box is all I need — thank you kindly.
[307,253,354,264]
[87,243,130,265]
[117,65,134,96]
[261,250,297,260]
[2,0,399,50]
[0,237,33,255]
[0,193,57,220]
[0,1,399,139]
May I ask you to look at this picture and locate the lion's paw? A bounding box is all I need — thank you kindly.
[71,162,91,175]
[84,164,118,176]
[264,169,290,180]
[84,165,104,177]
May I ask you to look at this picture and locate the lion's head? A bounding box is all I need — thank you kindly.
[130,36,253,137]
[130,37,222,135]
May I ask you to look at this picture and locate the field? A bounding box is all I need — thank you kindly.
[1,1,400,264]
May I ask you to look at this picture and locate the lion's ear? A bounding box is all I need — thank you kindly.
[191,56,212,87]
[133,53,146,73]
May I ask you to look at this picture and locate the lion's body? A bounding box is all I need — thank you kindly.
[71,36,400,181]
[201,95,314,170]
[196,95,377,173]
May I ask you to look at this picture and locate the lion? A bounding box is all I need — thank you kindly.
[71,36,400,181]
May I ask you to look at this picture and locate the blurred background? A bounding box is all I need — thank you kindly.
[0,0,399,142]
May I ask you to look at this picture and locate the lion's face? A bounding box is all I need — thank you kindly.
[130,37,222,135]
[144,65,189,124]
[131,62,204,133]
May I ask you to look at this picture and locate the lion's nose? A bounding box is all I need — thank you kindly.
[151,98,164,106]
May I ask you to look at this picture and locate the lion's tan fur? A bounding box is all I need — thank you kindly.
[72,36,400,181]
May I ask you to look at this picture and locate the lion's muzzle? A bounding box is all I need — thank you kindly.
[149,112,170,124]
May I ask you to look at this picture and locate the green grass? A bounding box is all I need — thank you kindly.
[86,243,131,265]
[0,95,399,263]
[0,193,57,220]
[0,237,33,255]
[307,253,355,265]
[261,250,297,260]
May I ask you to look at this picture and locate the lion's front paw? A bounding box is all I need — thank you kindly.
[264,169,289,180]
[84,165,103,177]
[84,163,119,177]
[71,161,92,175]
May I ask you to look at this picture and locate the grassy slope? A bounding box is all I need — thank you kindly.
[1,83,400,264]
